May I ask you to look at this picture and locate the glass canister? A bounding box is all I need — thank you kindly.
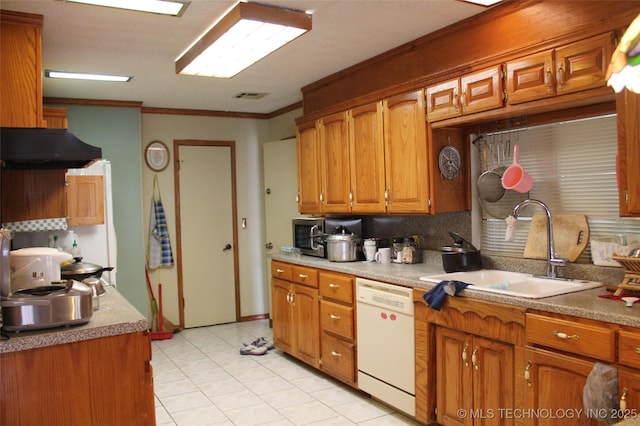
[401,237,421,264]
[392,237,405,263]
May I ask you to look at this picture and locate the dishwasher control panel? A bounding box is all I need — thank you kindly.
[356,278,414,315]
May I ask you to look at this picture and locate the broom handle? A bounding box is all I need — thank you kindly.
[158,283,164,332]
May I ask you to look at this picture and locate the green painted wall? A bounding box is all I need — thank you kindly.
[63,105,148,318]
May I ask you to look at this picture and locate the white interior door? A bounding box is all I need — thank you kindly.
[178,144,237,327]
[264,138,299,254]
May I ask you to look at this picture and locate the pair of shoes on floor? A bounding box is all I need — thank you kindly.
[239,336,274,356]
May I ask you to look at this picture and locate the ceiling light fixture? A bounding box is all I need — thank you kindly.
[175,1,312,78]
[45,70,132,82]
[60,0,190,17]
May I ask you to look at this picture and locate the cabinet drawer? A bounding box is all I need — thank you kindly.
[292,265,318,287]
[526,313,615,362]
[319,271,353,303]
[320,300,354,340]
[321,332,356,383]
[619,330,640,369]
[271,261,292,281]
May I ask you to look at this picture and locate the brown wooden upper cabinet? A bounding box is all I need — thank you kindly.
[426,65,504,122]
[296,121,323,214]
[617,89,640,217]
[0,10,44,128]
[506,32,614,105]
[318,111,351,213]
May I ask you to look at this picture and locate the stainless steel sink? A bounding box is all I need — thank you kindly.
[419,269,602,299]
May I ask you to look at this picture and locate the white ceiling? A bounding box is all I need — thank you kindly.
[1,0,490,114]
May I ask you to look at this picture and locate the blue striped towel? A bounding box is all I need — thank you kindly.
[148,197,174,268]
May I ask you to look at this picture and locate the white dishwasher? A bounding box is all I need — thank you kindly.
[356,278,415,416]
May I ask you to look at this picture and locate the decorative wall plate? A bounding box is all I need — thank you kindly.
[438,145,461,179]
[145,140,169,171]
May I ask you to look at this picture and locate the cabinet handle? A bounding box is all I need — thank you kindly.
[331,351,342,358]
[329,283,340,289]
[525,360,532,388]
[553,330,580,340]
[461,91,467,108]
[544,67,553,89]
[298,274,308,280]
[453,90,459,111]
[471,346,479,370]
[462,344,469,367]
[320,193,324,203]
[556,64,565,89]
[620,387,628,411]
[276,268,285,274]
[329,314,341,320]
[634,348,640,354]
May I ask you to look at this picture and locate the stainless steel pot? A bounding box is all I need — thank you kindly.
[326,234,358,262]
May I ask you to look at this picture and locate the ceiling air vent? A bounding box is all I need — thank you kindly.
[233,92,268,100]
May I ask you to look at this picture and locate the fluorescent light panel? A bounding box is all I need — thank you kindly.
[46,70,132,82]
[175,2,312,78]
[62,0,189,16]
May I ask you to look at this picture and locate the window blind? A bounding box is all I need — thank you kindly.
[480,114,640,263]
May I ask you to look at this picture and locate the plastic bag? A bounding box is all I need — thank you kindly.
[583,362,618,425]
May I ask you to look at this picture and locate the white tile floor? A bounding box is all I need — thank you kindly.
[152,319,421,426]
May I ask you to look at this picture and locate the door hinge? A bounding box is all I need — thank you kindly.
[318,357,323,366]
[626,190,630,206]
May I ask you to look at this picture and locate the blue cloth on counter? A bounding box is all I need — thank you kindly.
[423,280,470,311]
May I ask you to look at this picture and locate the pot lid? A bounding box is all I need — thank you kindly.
[439,246,479,253]
[326,233,355,241]
[60,257,103,274]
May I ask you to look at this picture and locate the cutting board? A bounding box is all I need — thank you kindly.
[524,214,590,262]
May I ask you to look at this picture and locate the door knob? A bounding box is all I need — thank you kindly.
[223,243,232,251]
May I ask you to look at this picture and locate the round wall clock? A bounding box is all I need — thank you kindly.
[145,140,170,172]
[438,145,461,180]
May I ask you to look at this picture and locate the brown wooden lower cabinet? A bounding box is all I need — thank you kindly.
[0,331,155,425]
[524,347,601,426]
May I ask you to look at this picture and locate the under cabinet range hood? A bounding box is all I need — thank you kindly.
[0,127,102,169]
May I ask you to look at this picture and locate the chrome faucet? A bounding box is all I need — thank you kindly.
[512,199,566,279]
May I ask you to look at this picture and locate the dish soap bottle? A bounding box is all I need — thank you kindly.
[70,233,81,258]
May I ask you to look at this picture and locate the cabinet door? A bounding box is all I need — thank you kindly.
[320,331,356,384]
[292,283,319,367]
[430,127,468,213]
[555,32,613,96]
[619,369,640,419]
[436,327,472,426]
[506,50,555,105]
[271,278,294,353]
[383,90,430,213]
[1,169,66,223]
[617,89,640,216]
[66,175,105,226]
[0,11,44,127]
[472,336,514,426]
[461,65,504,115]
[426,79,460,122]
[296,121,323,214]
[349,102,387,213]
[525,347,600,426]
[319,111,351,213]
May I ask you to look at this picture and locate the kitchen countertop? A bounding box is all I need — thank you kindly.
[0,286,149,354]
[271,253,640,328]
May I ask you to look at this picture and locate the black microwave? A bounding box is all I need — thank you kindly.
[292,217,325,257]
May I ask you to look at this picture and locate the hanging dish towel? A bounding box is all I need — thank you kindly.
[148,175,174,269]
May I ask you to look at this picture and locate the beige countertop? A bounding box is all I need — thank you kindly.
[0,286,149,354]
[271,253,640,328]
